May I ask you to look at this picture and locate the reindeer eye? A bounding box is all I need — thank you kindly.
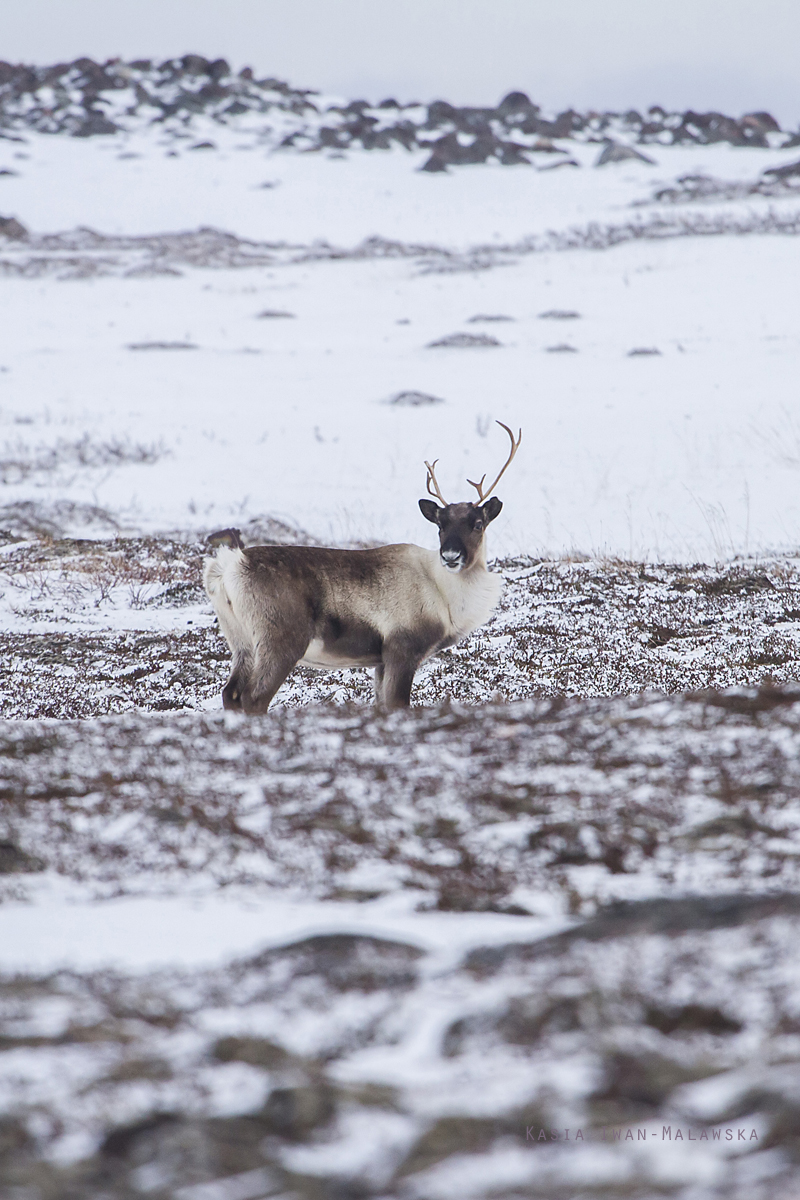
[474,520,484,531]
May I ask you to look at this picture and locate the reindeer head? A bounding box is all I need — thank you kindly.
[419,421,521,573]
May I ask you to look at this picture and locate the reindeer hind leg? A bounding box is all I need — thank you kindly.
[222,650,251,711]
[240,623,311,715]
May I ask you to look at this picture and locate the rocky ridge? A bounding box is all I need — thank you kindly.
[0,56,797,172]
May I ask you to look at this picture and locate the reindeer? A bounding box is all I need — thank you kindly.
[204,422,521,713]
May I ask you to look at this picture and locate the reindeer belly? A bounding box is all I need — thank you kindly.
[300,615,383,670]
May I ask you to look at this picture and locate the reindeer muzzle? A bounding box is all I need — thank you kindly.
[441,549,465,571]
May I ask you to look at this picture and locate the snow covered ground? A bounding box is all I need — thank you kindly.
[0,101,799,558]
[2,60,800,1198]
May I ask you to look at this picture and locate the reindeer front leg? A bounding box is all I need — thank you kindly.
[378,626,442,710]
[373,663,386,706]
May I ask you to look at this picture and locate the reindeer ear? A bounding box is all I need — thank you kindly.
[419,499,442,524]
[482,497,503,524]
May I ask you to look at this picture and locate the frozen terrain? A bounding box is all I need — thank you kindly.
[2,57,800,1199]
[0,57,798,557]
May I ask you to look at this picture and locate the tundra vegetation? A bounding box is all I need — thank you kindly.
[2,529,800,1197]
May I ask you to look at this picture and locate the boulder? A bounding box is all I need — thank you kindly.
[0,214,27,240]
[595,140,655,166]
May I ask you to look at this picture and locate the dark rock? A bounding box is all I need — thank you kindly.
[70,57,118,90]
[385,121,417,150]
[497,994,585,1044]
[0,215,27,240]
[596,140,655,166]
[590,1051,714,1123]
[496,140,530,165]
[211,1035,292,1068]
[689,681,800,714]
[100,1112,181,1159]
[359,127,394,151]
[99,1110,281,1189]
[430,855,514,912]
[530,137,560,152]
[761,1101,800,1158]
[497,91,538,123]
[181,54,211,76]
[628,347,661,356]
[387,391,444,406]
[468,314,514,322]
[245,933,423,993]
[540,158,580,170]
[0,839,45,874]
[202,1122,279,1181]
[530,109,585,138]
[441,1015,472,1057]
[421,128,529,169]
[453,107,495,135]
[465,893,800,976]
[0,1114,34,1164]
[744,110,780,131]
[398,1103,548,1177]
[73,111,118,137]
[426,99,459,128]
[256,309,295,319]
[546,344,578,353]
[101,1055,173,1082]
[644,1003,743,1036]
[127,341,198,351]
[421,131,492,169]
[427,332,502,348]
[318,126,349,149]
[555,109,586,135]
[674,111,754,147]
[262,1084,336,1139]
[420,149,449,173]
[763,158,800,180]
[398,1116,510,1176]
[539,309,580,319]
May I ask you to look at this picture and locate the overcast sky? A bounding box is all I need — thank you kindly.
[3,0,799,126]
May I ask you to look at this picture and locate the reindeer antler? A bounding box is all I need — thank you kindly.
[424,458,449,505]
[467,421,522,502]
